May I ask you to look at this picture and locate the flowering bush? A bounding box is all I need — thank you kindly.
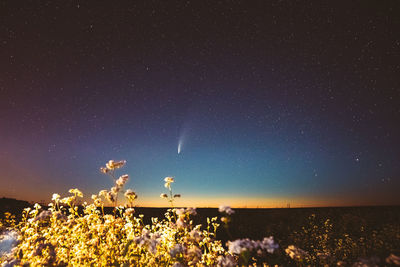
[1,160,399,266]
[0,160,281,266]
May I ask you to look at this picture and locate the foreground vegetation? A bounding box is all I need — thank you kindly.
[1,160,399,266]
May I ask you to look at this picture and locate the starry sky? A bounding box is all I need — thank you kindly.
[1,1,399,207]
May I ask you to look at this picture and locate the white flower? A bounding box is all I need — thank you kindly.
[124,189,137,202]
[160,193,168,199]
[125,208,135,216]
[164,176,174,188]
[116,174,129,186]
[52,193,60,201]
[164,177,174,183]
[186,207,197,215]
[98,190,108,197]
[69,188,83,197]
[228,239,248,254]
[133,229,161,255]
[228,238,254,254]
[175,208,185,216]
[260,236,279,253]
[106,160,126,170]
[228,237,278,255]
[106,160,115,169]
[219,205,235,215]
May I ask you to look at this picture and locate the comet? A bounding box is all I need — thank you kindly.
[177,122,189,154]
[178,141,182,154]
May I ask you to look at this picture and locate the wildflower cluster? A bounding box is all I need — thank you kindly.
[227,237,279,266]
[98,160,136,207]
[0,161,253,266]
[1,160,399,266]
[0,194,232,266]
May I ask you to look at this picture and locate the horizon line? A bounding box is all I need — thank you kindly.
[1,196,399,210]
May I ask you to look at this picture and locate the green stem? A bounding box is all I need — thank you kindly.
[169,187,177,222]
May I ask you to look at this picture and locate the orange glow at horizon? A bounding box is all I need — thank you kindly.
[1,183,398,208]
[129,195,390,208]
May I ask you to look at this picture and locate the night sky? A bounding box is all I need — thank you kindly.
[1,1,399,207]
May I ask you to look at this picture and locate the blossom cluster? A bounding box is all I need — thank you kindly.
[228,237,279,255]
[0,192,231,266]
[1,160,399,266]
[98,160,136,207]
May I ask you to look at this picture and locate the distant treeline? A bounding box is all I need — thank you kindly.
[0,197,31,218]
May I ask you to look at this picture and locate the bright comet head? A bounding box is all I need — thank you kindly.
[178,141,182,154]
